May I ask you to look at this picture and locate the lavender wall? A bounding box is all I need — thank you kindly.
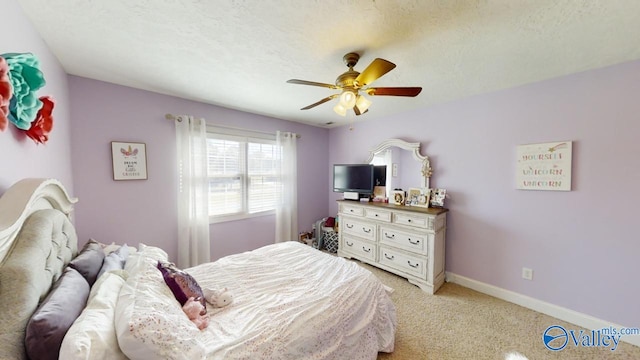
[0,0,73,193]
[329,60,640,328]
[69,77,329,261]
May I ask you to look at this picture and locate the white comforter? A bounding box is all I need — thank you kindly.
[116,242,396,360]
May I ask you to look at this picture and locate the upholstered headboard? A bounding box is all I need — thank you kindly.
[0,179,78,359]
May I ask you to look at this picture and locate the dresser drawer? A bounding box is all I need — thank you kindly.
[342,218,376,241]
[364,208,392,222]
[393,212,432,229]
[340,204,364,217]
[379,246,427,278]
[379,226,430,255]
[342,236,376,262]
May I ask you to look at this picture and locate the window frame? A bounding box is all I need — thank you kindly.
[206,126,279,224]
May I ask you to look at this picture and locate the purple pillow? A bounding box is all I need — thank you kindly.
[68,239,105,286]
[157,261,206,314]
[25,267,90,360]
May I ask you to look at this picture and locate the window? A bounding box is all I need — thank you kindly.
[206,129,281,222]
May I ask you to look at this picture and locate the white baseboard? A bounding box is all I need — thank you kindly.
[445,272,640,348]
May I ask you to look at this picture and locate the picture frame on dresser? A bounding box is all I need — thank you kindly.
[430,188,446,207]
[373,186,386,200]
[392,190,405,205]
[407,188,421,206]
[413,188,431,208]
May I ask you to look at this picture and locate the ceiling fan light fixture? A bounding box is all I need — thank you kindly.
[355,95,371,113]
[339,90,357,108]
[333,103,347,116]
[288,52,421,117]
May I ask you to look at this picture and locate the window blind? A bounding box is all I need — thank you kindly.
[206,132,280,219]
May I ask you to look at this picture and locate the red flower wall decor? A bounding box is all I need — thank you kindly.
[25,96,54,144]
[0,56,12,131]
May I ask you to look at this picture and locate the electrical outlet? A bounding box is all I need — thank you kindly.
[522,267,533,280]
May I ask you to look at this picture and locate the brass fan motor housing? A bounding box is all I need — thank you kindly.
[336,52,362,89]
[335,70,360,89]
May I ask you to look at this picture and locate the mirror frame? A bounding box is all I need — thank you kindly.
[365,138,432,189]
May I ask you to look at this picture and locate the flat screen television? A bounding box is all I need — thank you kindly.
[333,164,374,199]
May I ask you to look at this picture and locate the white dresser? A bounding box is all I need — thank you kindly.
[337,200,448,294]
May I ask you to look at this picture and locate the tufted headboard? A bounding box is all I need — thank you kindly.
[0,179,78,359]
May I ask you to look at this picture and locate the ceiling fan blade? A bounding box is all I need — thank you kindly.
[365,87,422,97]
[354,58,396,87]
[300,94,339,110]
[287,79,339,89]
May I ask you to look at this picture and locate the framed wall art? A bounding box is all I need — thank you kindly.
[111,141,148,180]
[516,141,572,191]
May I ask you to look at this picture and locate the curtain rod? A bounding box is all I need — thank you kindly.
[165,113,301,138]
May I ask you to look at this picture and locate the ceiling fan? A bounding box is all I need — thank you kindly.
[287,52,422,116]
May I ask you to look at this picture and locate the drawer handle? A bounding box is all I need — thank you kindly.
[407,219,412,223]
[408,239,420,245]
[349,209,354,212]
[362,247,371,253]
[346,241,353,247]
[362,227,371,233]
[384,233,395,239]
[407,260,419,268]
[346,224,353,229]
[384,253,395,260]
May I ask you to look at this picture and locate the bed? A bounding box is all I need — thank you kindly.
[0,178,396,360]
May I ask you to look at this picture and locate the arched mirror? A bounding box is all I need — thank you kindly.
[365,139,432,198]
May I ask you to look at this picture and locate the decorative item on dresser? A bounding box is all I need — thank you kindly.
[337,200,447,294]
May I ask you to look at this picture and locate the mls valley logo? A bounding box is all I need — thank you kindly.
[543,325,638,352]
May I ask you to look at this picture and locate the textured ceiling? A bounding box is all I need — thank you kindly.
[16,0,640,128]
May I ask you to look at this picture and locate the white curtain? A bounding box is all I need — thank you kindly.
[175,115,210,268]
[275,131,298,243]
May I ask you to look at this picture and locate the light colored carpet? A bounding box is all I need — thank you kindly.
[350,261,640,360]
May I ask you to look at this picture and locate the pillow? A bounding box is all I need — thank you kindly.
[102,242,120,254]
[124,243,168,276]
[68,239,105,286]
[157,261,207,314]
[114,243,131,261]
[59,271,128,360]
[97,244,130,279]
[103,242,138,256]
[25,267,91,360]
[138,243,168,260]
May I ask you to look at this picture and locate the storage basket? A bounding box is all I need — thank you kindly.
[322,229,339,253]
